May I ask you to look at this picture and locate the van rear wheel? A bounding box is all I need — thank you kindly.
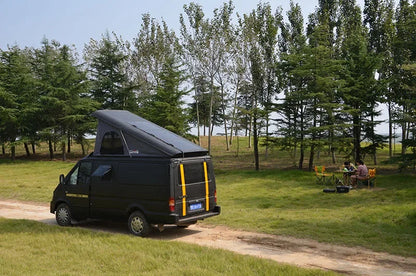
[128,211,150,237]
[56,203,72,226]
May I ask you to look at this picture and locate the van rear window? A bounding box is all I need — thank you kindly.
[180,162,209,184]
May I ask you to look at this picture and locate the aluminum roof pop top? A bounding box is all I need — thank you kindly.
[92,110,208,157]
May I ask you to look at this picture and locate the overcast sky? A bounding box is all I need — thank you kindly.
[0,0,364,51]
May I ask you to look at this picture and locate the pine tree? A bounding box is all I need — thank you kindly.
[0,46,35,160]
[140,58,189,136]
[364,0,396,159]
[393,0,416,155]
[277,1,311,169]
[84,32,134,111]
[338,3,380,162]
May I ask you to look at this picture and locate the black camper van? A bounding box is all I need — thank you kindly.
[50,110,220,236]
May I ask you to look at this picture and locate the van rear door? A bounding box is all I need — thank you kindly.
[175,158,216,219]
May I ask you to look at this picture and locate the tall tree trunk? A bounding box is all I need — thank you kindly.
[265,116,269,159]
[253,112,259,171]
[195,78,201,146]
[1,144,5,155]
[308,144,315,172]
[220,84,229,151]
[371,113,377,165]
[298,105,304,169]
[401,111,407,155]
[62,141,66,161]
[48,138,54,160]
[31,141,36,155]
[330,130,336,164]
[24,143,30,157]
[388,101,393,158]
[308,104,317,172]
[11,144,16,161]
[229,82,240,146]
[67,134,71,154]
[208,76,214,155]
[236,135,240,157]
[353,115,361,162]
[81,141,86,155]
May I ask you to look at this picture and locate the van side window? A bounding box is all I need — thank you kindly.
[92,165,112,181]
[78,162,92,185]
[69,167,79,185]
[100,131,124,155]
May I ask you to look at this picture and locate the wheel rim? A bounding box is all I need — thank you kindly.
[57,207,69,224]
[130,216,144,234]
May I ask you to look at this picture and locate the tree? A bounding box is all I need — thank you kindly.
[32,39,96,160]
[132,14,180,112]
[181,2,234,154]
[180,3,206,144]
[393,0,416,155]
[305,5,345,170]
[212,1,235,151]
[364,0,396,159]
[277,1,310,169]
[140,58,189,136]
[337,2,380,162]
[0,46,36,160]
[84,32,134,111]
[239,3,282,170]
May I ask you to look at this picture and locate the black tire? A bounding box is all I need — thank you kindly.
[56,203,72,226]
[128,211,150,237]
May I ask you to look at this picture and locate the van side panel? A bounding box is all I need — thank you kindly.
[89,159,171,222]
[53,155,219,226]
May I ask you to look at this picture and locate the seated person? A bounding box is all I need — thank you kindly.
[343,161,356,172]
[351,160,368,185]
[342,161,356,185]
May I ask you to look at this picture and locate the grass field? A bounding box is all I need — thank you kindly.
[210,169,416,257]
[0,218,336,276]
[0,136,415,261]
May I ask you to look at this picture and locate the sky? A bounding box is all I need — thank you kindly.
[0,0,364,51]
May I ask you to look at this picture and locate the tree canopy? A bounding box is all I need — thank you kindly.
[1,0,415,170]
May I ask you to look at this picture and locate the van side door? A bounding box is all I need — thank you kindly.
[89,163,119,219]
[64,161,92,219]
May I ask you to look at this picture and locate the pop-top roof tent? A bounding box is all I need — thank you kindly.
[91,110,208,158]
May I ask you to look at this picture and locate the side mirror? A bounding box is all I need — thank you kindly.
[59,174,65,185]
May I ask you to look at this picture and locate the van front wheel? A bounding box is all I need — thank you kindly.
[56,203,72,226]
[128,211,150,237]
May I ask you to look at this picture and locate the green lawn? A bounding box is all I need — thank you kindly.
[0,159,415,257]
[0,218,337,276]
[0,160,74,202]
[0,137,415,261]
[209,169,416,257]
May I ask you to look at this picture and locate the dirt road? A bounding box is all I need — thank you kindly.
[1,199,415,276]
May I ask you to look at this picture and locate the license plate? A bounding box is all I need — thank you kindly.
[190,202,202,211]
